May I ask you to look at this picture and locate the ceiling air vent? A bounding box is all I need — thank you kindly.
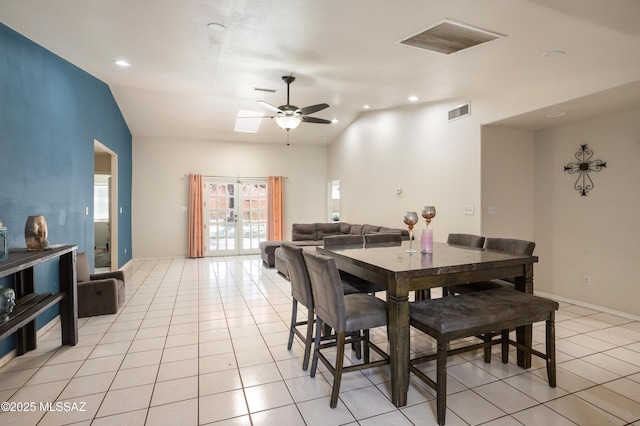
[399,19,504,55]
[448,103,470,122]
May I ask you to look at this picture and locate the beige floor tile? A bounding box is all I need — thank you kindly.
[90,409,147,426]
[604,377,640,404]
[474,381,538,413]
[58,371,116,399]
[151,375,198,406]
[244,381,294,413]
[296,397,356,426]
[199,389,248,424]
[240,362,283,387]
[147,398,198,426]
[26,360,83,386]
[576,385,640,423]
[75,354,124,376]
[249,403,306,426]
[512,404,578,426]
[111,364,159,389]
[96,384,154,418]
[339,385,397,420]
[545,394,626,426]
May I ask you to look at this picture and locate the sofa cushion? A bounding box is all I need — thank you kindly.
[76,252,91,282]
[350,224,365,235]
[363,224,382,234]
[316,222,341,240]
[292,223,317,241]
[379,227,405,235]
[340,222,352,235]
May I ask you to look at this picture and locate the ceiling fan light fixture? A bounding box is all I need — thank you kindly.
[275,115,302,130]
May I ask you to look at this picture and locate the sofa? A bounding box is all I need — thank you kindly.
[260,222,409,277]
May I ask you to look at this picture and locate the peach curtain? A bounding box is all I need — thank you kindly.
[267,176,284,241]
[187,174,204,258]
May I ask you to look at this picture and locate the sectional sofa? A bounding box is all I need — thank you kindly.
[259,222,409,278]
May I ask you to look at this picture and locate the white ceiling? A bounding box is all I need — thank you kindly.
[2,0,640,144]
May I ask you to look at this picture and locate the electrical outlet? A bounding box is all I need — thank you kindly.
[583,276,591,286]
[464,205,475,215]
[488,206,496,215]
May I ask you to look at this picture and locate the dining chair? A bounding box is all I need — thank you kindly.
[302,250,390,408]
[364,232,402,244]
[281,242,367,369]
[446,233,485,248]
[448,237,535,295]
[323,235,383,294]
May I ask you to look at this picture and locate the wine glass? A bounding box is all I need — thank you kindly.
[403,211,419,252]
[422,206,436,229]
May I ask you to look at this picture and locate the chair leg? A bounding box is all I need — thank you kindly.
[546,315,557,388]
[363,329,370,363]
[310,317,323,378]
[287,299,298,350]
[302,304,314,371]
[436,337,448,426]
[330,332,346,408]
[484,333,492,363]
[501,329,510,363]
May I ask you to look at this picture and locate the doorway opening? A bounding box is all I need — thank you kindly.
[94,140,118,270]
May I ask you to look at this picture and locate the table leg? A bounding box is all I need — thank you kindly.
[387,292,410,407]
[515,264,534,368]
[59,250,78,346]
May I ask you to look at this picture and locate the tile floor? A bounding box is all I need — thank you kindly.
[1,255,640,425]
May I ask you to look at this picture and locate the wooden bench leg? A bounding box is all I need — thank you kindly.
[546,314,557,388]
[501,330,510,363]
[436,337,448,426]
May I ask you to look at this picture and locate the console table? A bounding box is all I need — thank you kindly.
[0,245,78,355]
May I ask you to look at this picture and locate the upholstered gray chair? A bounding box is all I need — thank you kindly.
[323,235,383,294]
[76,252,125,317]
[280,242,316,370]
[281,242,367,370]
[448,237,535,295]
[447,233,485,248]
[364,232,402,244]
[303,250,389,408]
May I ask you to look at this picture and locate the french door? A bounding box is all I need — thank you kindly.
[203,179,267,256]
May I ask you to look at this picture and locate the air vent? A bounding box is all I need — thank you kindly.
[448,103,470,122]
[399,19,504,55]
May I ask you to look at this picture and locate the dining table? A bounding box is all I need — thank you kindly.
[316,240,538,408]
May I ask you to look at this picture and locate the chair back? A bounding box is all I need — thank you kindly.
[280,243,314,308]
[76,252,91,282]
[447,233,485,248]
[323,234,364,247]
[302,251,346,332]
[484,238,535,255]
[364,233,402,244]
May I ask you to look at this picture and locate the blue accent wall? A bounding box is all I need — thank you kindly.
[0,23,132,357]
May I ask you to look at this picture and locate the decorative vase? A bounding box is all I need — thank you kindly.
[0,287,16,323]
[421,228,433,253]
[24,215,48,251]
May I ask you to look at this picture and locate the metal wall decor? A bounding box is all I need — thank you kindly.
[563,144,607,196]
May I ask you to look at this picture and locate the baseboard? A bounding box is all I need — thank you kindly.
[535,291,640,322]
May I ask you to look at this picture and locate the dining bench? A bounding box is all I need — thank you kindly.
[408,288,558,425]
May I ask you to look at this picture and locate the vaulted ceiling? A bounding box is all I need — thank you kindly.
[3,0,640,145]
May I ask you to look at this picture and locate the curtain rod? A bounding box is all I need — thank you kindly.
[183,174,288,179]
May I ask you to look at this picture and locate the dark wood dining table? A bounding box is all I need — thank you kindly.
[317,240,538,407]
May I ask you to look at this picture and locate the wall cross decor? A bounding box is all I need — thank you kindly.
[563,144,607,196]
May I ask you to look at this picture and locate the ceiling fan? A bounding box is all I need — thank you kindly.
[257,76,331,130]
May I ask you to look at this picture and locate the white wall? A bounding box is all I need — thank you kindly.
[481,126,535,240]
[132,137,328,258]
[534,110,640,316]
[328,100,482,240]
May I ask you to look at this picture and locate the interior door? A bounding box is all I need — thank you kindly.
[204,179,267,256]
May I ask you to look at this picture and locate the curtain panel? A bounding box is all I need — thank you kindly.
[187,174,204,258]
[267,176,284,241]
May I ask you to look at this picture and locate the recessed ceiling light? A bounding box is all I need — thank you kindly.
[542,50,565,58]
[207,23,226,31]
[114,60,131,67]
[363,105,371,109]
[408,96,419,102]
[331,119,339,124]
[546,111,566,118]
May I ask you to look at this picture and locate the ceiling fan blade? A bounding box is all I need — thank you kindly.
[301,116,332,124]
[238,115,274,119]
[257,100,283,113]
[298,103,329,115]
